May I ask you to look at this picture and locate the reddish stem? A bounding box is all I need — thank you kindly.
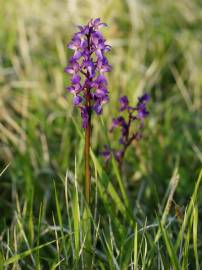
[85,87,91,203]
[84,28,92,203]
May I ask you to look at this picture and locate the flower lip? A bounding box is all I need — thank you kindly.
[71,74,81,84]
[64,61,80,74]
[73,95,83,105]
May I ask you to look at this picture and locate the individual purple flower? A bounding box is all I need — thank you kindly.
[80,107,88,129]
[89,18,108,29]
[119,96,129,111]
[64,61,80,74]
[102,93,150,167]
[101,145,111,161]
[73,95,83,106]
[137,103,149,120]
[65,18,111,128]
[136,94,149,121]
[138,93,150,103]
[115,150,124,163]
[110,116,126,129]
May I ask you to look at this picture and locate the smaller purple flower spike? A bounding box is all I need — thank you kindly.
[65,18,111,128]
[102,93,150,167]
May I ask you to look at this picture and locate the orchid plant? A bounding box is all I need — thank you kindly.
[65,18,111,203]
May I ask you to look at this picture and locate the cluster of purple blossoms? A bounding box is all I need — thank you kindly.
[65,18,112,128]
[102,93,150,166]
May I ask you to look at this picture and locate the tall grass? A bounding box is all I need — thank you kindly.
[0,0,202,269]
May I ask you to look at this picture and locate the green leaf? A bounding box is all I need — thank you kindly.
[160,222,181,270]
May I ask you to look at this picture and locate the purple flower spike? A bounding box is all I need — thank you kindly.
[102,93,150,167]
[65,18,111,128]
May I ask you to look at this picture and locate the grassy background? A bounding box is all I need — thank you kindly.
[0,0,202,269]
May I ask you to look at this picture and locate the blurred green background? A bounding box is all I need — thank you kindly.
[0,0,202,249]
